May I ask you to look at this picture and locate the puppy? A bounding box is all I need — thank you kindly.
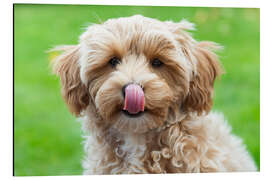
[51,15,257,174]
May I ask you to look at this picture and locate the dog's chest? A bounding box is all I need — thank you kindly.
[121,133,146,158]
[116,133,148,172]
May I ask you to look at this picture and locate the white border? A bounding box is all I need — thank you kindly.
[2,0,269,180]
[12,0,261,8]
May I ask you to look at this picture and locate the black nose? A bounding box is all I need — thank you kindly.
[122,83,130,98]
[122,83,144,98]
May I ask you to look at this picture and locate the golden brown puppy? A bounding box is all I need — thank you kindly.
[51,15,256,174]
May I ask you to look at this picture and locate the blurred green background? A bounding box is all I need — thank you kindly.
[14,4,260,176]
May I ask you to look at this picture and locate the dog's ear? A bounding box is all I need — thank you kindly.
[50,45,89,116]
[182,42,223,115]
[166,20,223,115]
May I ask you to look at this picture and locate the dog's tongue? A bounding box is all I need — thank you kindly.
[123,84,144,114]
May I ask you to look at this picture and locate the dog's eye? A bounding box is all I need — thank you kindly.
[109,57,121,67]
[151,58,163,67]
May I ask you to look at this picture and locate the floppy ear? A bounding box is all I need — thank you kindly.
[166,20,223,115]
[50,45,89,116]
[182,41,223,115]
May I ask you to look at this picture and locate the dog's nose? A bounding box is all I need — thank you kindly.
[122,83,130,97]
[122,83,143,97]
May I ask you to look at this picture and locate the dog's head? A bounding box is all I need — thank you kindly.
[51,15,223,134]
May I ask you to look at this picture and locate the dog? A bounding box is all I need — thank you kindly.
[51,15,257,174]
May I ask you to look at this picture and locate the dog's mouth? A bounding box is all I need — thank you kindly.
[121,109,147,118]
[122,83,145,116]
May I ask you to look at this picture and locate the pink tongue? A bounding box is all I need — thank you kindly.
[123,84,144,114]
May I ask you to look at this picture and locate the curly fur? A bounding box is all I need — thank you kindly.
[51,15,257,174]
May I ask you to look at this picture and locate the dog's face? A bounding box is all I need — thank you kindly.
[52,15,222,134]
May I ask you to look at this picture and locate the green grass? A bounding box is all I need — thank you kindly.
[14,4,260,176]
